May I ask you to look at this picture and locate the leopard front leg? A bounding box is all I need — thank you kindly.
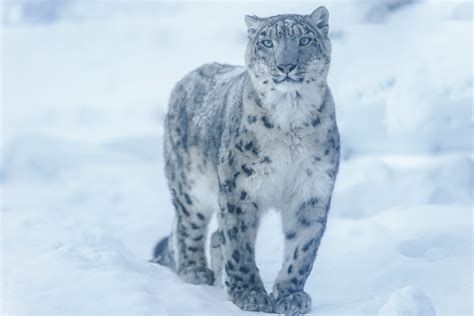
[218,190,273,313]
[271,196,331,315]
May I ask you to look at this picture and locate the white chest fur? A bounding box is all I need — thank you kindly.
[244,125,334,211]
[240,82,336,211]
[262,83,325,130]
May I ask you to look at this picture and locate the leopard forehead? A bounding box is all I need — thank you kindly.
[257,15,316,39]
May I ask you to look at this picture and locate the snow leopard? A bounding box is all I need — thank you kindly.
[152,6,340,315]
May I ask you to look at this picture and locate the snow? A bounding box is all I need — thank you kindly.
[378,285,436,316]
[1,1,472,315]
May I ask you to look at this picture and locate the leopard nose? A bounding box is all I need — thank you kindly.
[276,63,297,74]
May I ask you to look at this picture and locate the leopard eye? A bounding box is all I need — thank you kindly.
[261,40,273,48]
[299,37,312,46]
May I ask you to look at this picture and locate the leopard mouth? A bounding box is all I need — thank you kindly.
[273,76,304,84]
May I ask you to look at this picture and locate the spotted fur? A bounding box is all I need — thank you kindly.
[152,6,339,314]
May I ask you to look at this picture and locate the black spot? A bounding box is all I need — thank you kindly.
[240,191,247,200]
[190,223,200,230]
[303,238,316,252]
[297,198,319,224]
[192,235,204,241]
[234,275,243,282]
[227,261,235,271]
[232,250,240,263]
[247,115,257,124]
[261,116,274,129]
[175,199,190,217]
[261,156,271,164]
[241,164,254,176]
[311,117,321,126]
[300,217,312,227]
[287,264,293,274]
[222,179,236,193]
[196,213,206,221]
[308,197,318,206]
[235,140,244,152]
[249,273,256,284]
[236,207,243,215]
[239,266,250,274]
[286,232,296,240]
[262,80,269,84]
[180,228,189,238]
[244,141,259,155]
[328,138,336,148]
[188,246,198,252]
[240,221,247,232]
[227,226,239,241]
[183,193,193,205]
[291,277,298,286]
[299,264,311,276]
[319,99,327,112]
[227,203,236,213]
[293,247,299,260]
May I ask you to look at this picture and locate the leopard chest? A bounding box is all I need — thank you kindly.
[241,126,332,209]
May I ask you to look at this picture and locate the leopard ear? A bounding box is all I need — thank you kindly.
[245,15,264,38]
[310,6,329,37]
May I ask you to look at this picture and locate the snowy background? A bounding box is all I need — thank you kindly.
[1,0,472,315]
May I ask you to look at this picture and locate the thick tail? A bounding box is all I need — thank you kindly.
[151,236,176,271]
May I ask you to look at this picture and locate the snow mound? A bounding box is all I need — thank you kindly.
[379,286,436,316]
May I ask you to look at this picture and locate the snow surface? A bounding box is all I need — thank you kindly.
[378,285,436,316]
[1,1,472,315]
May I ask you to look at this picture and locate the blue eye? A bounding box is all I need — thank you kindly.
[261,40,273,48]
[299,37,312,46]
